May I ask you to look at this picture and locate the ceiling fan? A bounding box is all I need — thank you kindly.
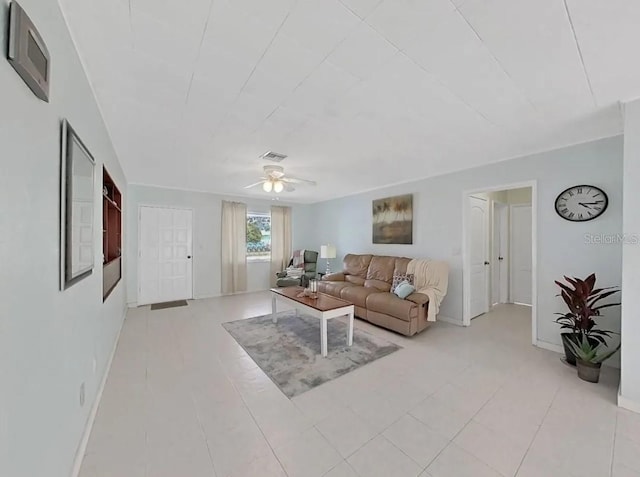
[244,165,316,193]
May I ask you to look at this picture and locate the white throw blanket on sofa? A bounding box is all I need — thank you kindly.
[407,259,449,322]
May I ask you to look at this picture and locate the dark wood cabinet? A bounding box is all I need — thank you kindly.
[103,168,121,300]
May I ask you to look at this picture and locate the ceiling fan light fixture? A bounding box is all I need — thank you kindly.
[263,180,273,192]
[273,180,284,193]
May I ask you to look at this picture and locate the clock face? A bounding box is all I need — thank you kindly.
[555,185,608,222]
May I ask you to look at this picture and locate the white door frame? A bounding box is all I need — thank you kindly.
[462,180,538,345]
[137,204,195,305]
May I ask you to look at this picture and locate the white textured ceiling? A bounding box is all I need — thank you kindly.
[59,0,639,202]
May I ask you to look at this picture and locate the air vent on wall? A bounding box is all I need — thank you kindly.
[260,151,287,162]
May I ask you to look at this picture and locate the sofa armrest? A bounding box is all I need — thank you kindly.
[323,272,345,281]
[406,293,429,306]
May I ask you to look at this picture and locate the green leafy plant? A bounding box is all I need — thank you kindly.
[565,335,620,364]
[246,222,263,244]
[555,273,620,345]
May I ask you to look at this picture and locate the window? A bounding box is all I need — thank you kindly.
[247,213,271,261]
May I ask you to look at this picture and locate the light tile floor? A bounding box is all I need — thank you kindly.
[79,293,635,477]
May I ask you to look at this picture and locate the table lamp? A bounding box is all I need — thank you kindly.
[320,245,337,275]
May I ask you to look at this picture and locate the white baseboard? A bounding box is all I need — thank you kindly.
[71,307,126,477]
[193,293,219,300]
[129,290,271,306]
[438,315,465,326]
[618,390,640,414]
[535,340,564,354]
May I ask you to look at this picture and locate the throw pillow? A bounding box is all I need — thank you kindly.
[391,273,414,293]
[394,281,416,299]
[286,267,304,278]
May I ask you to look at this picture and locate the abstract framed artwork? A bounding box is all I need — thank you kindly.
[372,194,413,244]
[60,120,95,289]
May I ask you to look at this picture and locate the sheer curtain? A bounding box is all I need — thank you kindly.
[270,206,292,287]
[221,201,248,294]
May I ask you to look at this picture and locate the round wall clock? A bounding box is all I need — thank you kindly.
[555,185,608,222]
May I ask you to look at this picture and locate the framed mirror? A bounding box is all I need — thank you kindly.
[60,120,95,289]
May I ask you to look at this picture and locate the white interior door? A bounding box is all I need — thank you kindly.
[492,202,509,305]
[138,206,193,305]
[469,196,489,318]
[510,204,532,305]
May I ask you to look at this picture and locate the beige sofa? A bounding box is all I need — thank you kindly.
[318,254,431,336]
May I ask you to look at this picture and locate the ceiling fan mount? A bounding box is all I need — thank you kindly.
[244,164,316,193]
[263,164,285,179]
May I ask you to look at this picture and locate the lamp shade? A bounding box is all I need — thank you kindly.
[262,181,273,192]
[320,245,336,259]
[273,180,284,193]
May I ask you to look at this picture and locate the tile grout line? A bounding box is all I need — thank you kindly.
[327,380,455,474]
[212,343,292,477]
[609,410,619,477]
[423,364,527,476]
[166,310,220,476]
[513,385,562,476]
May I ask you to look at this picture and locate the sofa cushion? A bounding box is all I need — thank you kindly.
[318,281,355,298]
[366,293,417,322]
[366,256,397,283]
[364,279,391,292]
[340,286,382,308]
[345,275,366,286]
[393,257,412,276]
[343,254,373,278]
[391,273,414,292]
[406,293,429,306]
[323,272,345,281]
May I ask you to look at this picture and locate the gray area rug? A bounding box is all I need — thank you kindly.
[150,300,188,310]
[223,311,401,398]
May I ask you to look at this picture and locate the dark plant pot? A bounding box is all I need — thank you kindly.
[576,359,602,383]
[561,333,580,366]
[561,333,599,366]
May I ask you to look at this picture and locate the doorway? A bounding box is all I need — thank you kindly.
[138,206,194,306]
[463,182,537,344]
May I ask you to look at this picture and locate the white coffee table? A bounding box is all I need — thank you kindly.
[271,287,354,357]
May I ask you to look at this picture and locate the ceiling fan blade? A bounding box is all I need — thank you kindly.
[243,180,266,189]
[282,176,317,186]
[284,183,296,192]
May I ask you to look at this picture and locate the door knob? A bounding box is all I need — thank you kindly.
[187,255,192,259]
[484,261,490,265]
[498,256,504,261]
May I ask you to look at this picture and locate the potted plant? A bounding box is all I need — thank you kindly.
[565,335,620,383]
[554,273,620,366]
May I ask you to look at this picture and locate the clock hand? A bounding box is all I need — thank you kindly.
[578,202,593,209]
[580,201,604,205]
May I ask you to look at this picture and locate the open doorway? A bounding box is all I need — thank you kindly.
[463,181,537,345]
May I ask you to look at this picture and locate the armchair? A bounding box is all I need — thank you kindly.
[276,250,319,287]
